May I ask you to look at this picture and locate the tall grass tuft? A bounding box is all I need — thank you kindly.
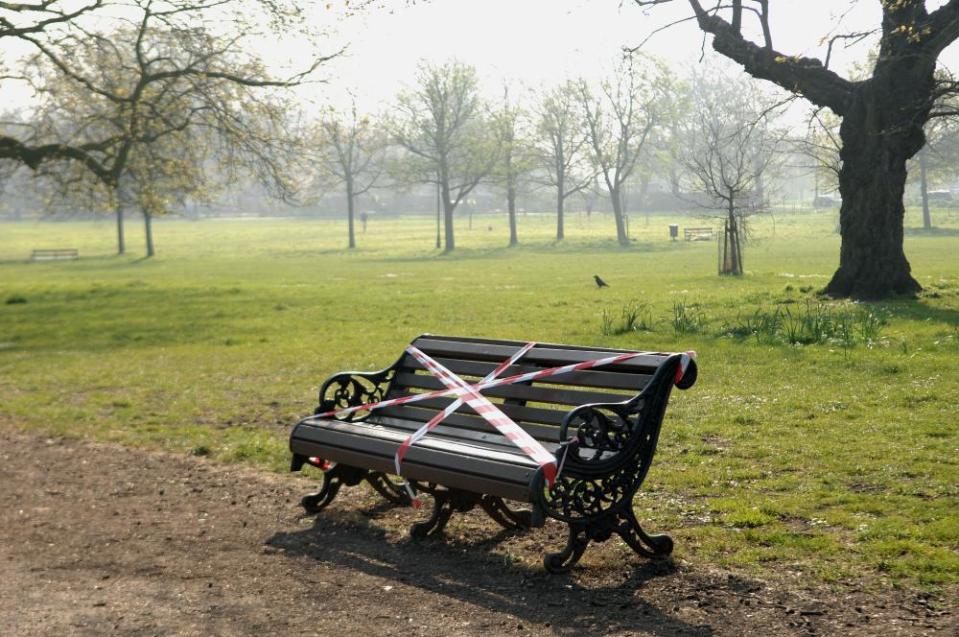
[601,300,654,335]
[672,300,709,334]
[722,300,886,347]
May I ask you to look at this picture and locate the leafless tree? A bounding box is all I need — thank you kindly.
[313,100,385,249]
[532,80,596,241]
[490,86,536,247]
[681,70,784,275]
[1,1,322,179]
[388,60,498,252]
[579,54,666,246]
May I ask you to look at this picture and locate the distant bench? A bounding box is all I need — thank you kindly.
[30,248,78,261]
[684,227,715,241]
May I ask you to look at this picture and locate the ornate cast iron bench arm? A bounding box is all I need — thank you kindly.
[532,354,697,572]
[292,360,412,511]
[315,364,398,422]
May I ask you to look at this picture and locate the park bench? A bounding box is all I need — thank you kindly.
[684,227,715,241]
[30,248,79,261]
[289,335,697,572]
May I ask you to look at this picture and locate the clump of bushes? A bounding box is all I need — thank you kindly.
[5,295,27,305]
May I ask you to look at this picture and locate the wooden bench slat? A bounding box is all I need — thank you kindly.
[297,419,540,467]
[390,395,569,428]
[399,355,652,391]
[375,405,564,443]
[413,337,669,373]
[369,413,562,452]
[392,371,631,407]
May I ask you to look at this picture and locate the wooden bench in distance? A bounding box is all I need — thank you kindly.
[289,335,697,572]
[31,248,79,261]
[684,227,715,241]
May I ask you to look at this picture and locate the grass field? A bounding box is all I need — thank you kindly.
[2,207,958,589]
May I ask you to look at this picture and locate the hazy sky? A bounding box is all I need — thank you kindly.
[306,0,958,111]
[6,1,959,113]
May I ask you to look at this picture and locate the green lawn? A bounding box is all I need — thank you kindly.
[2,208,958,588]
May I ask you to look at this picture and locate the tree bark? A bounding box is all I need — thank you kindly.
[919,147,932,231]
[346,177,356,249]
[115,199,126,255]
[610,187,628,246]
[441,180,455,252]
[823,82,926,299]
[144,211,155,258]
[556,187,565,241]
[507,185,518,246]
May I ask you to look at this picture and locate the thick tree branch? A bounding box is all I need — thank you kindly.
[925,0,959,54]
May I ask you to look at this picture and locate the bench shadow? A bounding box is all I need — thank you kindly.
[266,512,712,637]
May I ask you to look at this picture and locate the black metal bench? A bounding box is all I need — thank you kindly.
[289,335,697,572]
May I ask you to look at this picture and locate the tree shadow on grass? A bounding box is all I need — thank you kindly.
[267,512,712,637]
[878,299,959,327]
[904,226,959,236]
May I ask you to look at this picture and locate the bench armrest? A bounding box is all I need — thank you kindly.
[557,354,696,475]
[316,366,397,422]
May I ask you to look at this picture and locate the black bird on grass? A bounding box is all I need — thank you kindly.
[593,274,609,288]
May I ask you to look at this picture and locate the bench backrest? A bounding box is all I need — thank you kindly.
[373,335,675,445]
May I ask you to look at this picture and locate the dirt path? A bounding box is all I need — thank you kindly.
[0,431,953,636]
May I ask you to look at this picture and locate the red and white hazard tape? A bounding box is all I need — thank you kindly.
[313,344,696,501]
[392,342,537,505]
[405,344,558,486]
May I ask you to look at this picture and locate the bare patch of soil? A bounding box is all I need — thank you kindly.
[0,431,954,636]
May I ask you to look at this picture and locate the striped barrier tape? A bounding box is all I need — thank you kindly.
[311,344,697,497]
[317,348,693,422]
[392,342,537,506]
[405,344,558,487]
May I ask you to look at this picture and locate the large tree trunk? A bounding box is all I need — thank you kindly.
[507,185,518,246]
[346,178,356,249]
[919,147,932,231]
[824,80,926,300]
[144,211,155,258]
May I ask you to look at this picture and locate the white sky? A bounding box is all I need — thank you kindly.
[5,1,959,115]
[302,0,958,112]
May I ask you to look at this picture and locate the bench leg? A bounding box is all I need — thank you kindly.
[300,472,342,514]
[410,490,456,538]
[615,507,674,559]
[365,472,412,506]
[300,464,367,515]
[542,507,673,573]
[409,488,480,538]
[479,495,532,530]
[544,524,590,573]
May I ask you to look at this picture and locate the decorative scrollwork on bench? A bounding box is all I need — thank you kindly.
[538,394,664,525]
[316,369,396,421]
[559,401,644,468]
